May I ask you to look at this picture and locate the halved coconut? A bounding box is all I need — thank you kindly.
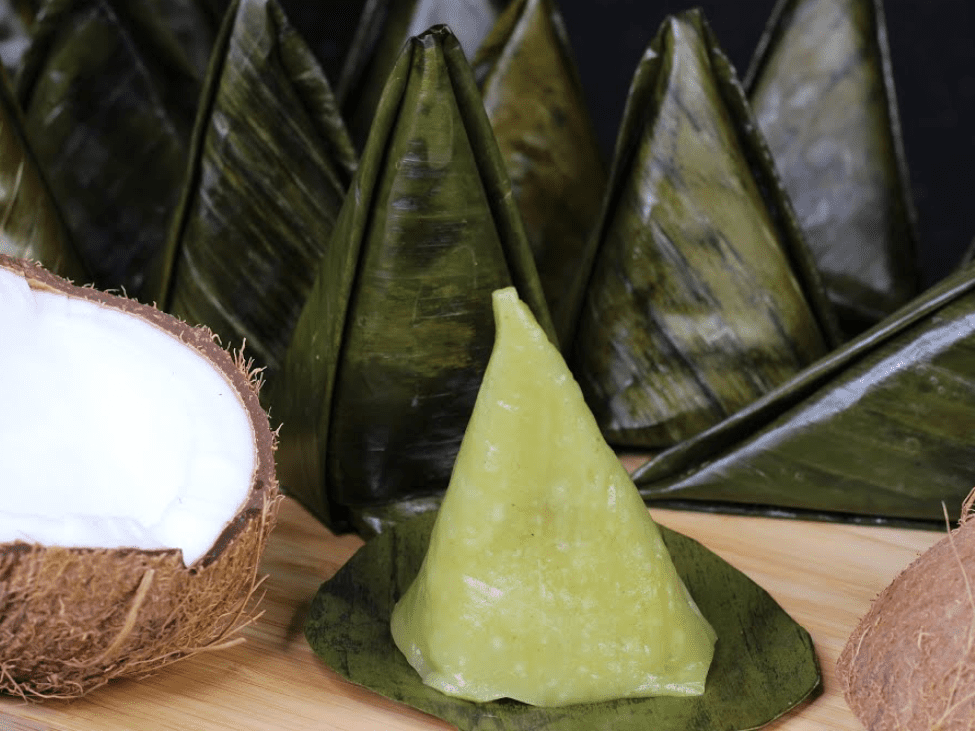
[0,254,280,699]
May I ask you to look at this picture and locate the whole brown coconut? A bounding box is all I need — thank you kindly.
[0,255,281,699]
[837,489,975,730]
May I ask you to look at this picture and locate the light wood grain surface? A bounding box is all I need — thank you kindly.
[0,492,941,731]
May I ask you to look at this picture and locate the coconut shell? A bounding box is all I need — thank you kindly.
[0,254,281,699]
[836,489,975,729]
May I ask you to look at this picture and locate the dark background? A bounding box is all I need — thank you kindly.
[554,0,975,289]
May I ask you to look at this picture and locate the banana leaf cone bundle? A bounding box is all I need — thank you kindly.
[472,0,607,348]
[337,0,511,149]
[0,0,34,72]
[273,0,375,89]
[0,65,87,281]
[270,24,555,531]
[632,260,975,526]
[745,0,920,338]
[14,0,228,299]
[570,9,841,453]
[0,0,36,26]
[959,236,975,271]
[154,0,357,387]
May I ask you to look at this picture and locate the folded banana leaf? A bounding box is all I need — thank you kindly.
[745,0,919,338]
[276,0,374,93]
[961,235,975,270]
[15,0,226,298]
[472,0,606,349]
[633,261,975,526]
[0,0,33,73]
[569,9,841,452]
[155,0,357,385]
[121,0,230,72]
[270,24,554,530]
[305,511,821,731]
[330,0,387,107]
[0,0,36,22]
[0,66,86,281]
[339,0,511,148]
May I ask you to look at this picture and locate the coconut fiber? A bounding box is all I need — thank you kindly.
[837,490,975,730]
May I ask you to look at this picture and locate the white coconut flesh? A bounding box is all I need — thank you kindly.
[0,266,255,566]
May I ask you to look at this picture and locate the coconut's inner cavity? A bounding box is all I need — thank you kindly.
[0,268,256,566]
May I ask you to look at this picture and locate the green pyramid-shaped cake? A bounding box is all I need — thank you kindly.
[390,287,716,707]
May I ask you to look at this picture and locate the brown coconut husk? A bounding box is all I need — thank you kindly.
[0,255,282,699]
[837,488,975,730]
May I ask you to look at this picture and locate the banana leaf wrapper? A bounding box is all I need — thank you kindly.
[305,511,821,731]
[120,0,230,71]
[570,9,841,452]
[15,0,225,299]
[0,0,36,24]
[0,66,86,281]
[271,25,554,530]
[745,0,919,338]
[156,0,357,385]
[0,0,33,73]
[473,0,606,349]
[275,0,373,93]
[633,262,975,526]
[339,0,511,149]
[960,235,975,270]
[330,0,386,107]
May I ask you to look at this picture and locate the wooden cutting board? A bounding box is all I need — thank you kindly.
[0,492,941,731]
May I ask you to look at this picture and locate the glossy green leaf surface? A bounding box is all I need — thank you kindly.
[271,25,553,529]
[0,67,86,281]
[960,237,975,271]
[330,0,387,107]
[0,0,32,74]
[276,0,372,88]
[473,0,606,348]
[340,0,510,148]
[746,0,919,337]
[158,0,356,384]
[15,0,225,298]
[570,10,839,452]
[634,263,975,525]
[306,510,821,731]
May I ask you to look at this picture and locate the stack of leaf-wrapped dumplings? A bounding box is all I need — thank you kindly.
[4,0,969,532]
[2,0,973,723]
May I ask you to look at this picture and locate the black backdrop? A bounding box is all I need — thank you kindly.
[555,0,975,289]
